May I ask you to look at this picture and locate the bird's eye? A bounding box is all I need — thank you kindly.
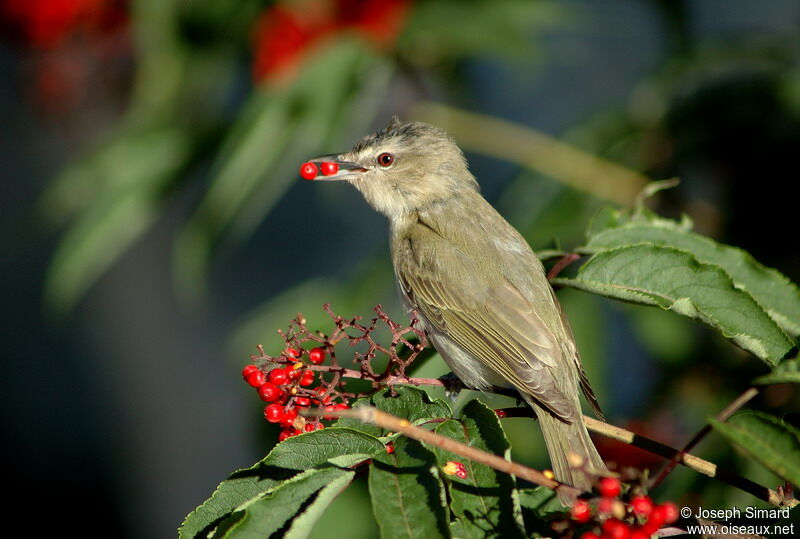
[376,152,394,167]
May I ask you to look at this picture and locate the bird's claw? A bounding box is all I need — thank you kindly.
[438,372,465,401]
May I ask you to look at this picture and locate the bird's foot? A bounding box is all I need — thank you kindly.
[438,372,465,401]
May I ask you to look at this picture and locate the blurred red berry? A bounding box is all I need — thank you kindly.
[494,409,507,418]
[659,502,679,524]
[570,500,592,523]
[0,0,127,48]
[278,429,292,441]
[295,397,311,407]
[245,370,267,388]
[299,162,318,180]
[264,403,285,423]
[631,495,653,517]
[598,476,622,498]
[385,441,395,454]
[269,368,288,385]
[602,518,630,539]
[579,533,601,539]
[628,530,650,539]
[257,382,283,402]
[309,347,326,364]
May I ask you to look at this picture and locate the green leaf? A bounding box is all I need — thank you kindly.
[212,467,354,539]
[179,428,385,539]
[554,244,794,365]
[710,411,800,486]
[430,400,525,538]
[335,386,452,437]
[368,437,450,539]
[518,487,565,536]
[43,128,191,315]
[754,358,800,385]
[586,215,800,337]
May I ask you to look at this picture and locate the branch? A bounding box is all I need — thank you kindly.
[308,405,582,502]
[651,387,760,489]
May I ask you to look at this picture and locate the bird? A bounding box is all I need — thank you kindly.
[305,116,606,502]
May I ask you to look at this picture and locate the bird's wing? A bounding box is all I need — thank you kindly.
[395,232,577,421]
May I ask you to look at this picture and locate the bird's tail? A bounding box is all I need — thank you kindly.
[533,405,606,506]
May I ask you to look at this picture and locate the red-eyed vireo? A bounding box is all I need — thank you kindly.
[306,117,606,501]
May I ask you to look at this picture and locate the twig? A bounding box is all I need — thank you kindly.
[306,405,583,501]
[651,387,760,488]
[497,406,795,508]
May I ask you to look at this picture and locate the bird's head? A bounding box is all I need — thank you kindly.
[307,117,478,222]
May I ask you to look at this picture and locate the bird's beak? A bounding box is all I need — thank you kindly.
[308,154,367,181]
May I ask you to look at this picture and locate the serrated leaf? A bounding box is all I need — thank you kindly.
[179,428,384,539]
[430,400,525,538]
[586,218,800,337]
[212,467,354,539]
[335,386,452,437]
[710,411,800,486]
[754,358,800,385]
[554,244,794,365]
[368,437,450,539]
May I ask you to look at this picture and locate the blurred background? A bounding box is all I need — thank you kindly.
[2,0,799,537]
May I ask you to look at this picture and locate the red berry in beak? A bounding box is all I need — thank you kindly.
[320,161,339,176]
[300,162,318,180]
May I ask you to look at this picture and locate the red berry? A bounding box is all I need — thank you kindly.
[320,161,339,176]
[385,442,395,454]
[280,407,298,427]
[288,367,303,381]
[278,429,292,441]
[646,505,667,527]
[245,370,267,388]
[631,495,653,517]
[257,383,283,402]
[309,347,326,364]
[269,368,288,385]
[495,409,507,418]
[334,403,348,410]
[570,500,592,523]
[242,364,259,379]
[602,518,630,539]
[299,370,315,386]
[295,397,311,407]
[264,403,284,423]
[659,502,679,524]
[628,530,650,539]
[285,347,302,360]
[299,162,317,180]
[598,476,622,498]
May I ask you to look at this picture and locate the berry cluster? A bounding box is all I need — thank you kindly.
[566,475,679,538]
[242,345,349,440]
[242,304,427,443]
